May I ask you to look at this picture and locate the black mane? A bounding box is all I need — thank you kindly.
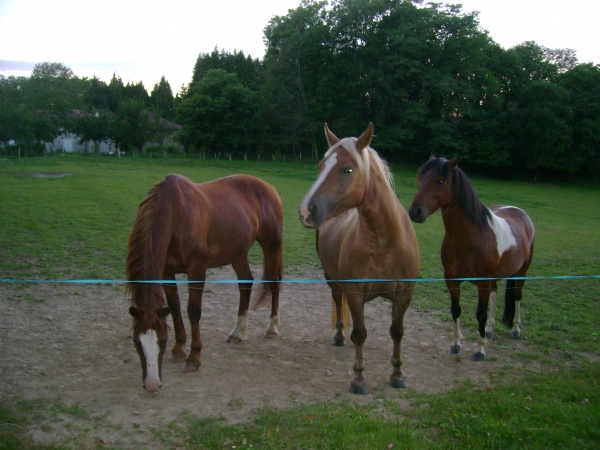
[420,158,491,228]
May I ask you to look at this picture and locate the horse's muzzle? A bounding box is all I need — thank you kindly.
[408,205,427,223]
[298,203,319,229]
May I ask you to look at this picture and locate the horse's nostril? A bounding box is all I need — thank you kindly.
[309,204,318,217]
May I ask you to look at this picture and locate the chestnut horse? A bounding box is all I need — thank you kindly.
[127,174,283,391]
[409,156,535,361]
[299,123,420,394]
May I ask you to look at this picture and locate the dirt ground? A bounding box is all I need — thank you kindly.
[0,266,544,448]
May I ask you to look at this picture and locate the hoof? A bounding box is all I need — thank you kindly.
[512,330,521,340]
[181,361,200,373]
[389,377,408,389]
[264,330,279,340]
[470,352,485,362]
[226,335,243,344]
[331,334,346,347]
[170,352,187,363]
[449,344,461,355]
[350,381,369,395]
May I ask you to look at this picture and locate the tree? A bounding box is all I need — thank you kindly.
[177,69,262,153]
[557,63,600,176]
[69,110,112,154]
[505,81,573,172]
[150,76,175,121]
[111,99,151,152]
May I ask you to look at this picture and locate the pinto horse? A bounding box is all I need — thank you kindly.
[409,156,535,361]
[299,123,420,394]
[127,174,283,392]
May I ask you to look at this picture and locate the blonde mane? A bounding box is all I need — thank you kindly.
[324,137,394,192]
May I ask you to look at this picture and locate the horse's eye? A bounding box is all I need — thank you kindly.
[343,167,353,174]
[438,179,445,184]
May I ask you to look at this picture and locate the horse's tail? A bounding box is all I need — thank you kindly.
[126,178,173,307]
[249,244,284,310]
[501,278,516,328]
[331,292,350,333]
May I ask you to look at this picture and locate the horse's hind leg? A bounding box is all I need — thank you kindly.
[389,286,413,389]
[261,242,283,339]
[227,255,253,344]
[472,280,493,361]
[163,272,187,363]
[503,277,526,339]
[184,267,206,372]
[485,281,498,340]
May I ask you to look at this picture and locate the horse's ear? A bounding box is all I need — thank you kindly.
[356,122,374,152]
[129,306,142,318]
[158,307,171,318]
[428,154,437,161]
[447,156,460,169]
[324,123,340,147]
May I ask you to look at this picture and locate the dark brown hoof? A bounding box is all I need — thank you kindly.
[181,361,200,373]
[470,352,485,362]
[350,381,369,395]
[331,333,346,347]
[264,330,279,340]
[226,335,243,344]
[170,352,187,363]
[389,377,408,389]
[449,344,461,354]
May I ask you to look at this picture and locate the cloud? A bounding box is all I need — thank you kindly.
[0,60,36,73]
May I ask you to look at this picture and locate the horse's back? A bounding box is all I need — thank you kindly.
[490,205,535,244]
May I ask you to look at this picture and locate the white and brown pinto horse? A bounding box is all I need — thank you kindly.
[409,156,535,361]
[127,174,283,392]
[299,123,420,394]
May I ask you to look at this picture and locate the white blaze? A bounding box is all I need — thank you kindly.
[299,153,338,218]
[139,329,161,391]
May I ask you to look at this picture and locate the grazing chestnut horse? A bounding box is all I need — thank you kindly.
[299,123,420,394]
[127,174,283,392]
[409,156,535,361]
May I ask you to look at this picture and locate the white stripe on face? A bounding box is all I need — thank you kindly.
[139,329,161,391]
[488,213,517,256]
[299,152,338,219]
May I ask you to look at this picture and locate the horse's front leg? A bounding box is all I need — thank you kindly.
[163,272,187,363]
[347,293,368,395]
[227,257,253,344]
[472,281,492,361]
[328,279,346,347]
[446,280,463,354]
[389,286,413,389]
[183,267,206,372]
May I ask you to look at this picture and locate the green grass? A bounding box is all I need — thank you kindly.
[1,153,599,448]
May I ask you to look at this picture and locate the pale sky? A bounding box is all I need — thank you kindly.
[1,0,599,94]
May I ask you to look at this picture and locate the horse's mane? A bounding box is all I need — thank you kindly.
[327,137,395,192]
[126,182,164,309]
[420,157,491,228]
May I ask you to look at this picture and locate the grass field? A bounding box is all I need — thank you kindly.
[1,154,599,448]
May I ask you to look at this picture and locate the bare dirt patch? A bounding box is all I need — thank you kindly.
[0,267,545,447]
[28,172,72,178]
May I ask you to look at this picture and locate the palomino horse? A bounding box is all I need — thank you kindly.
[299,123,420,394]
[127,174,283,392]
[409,156,535,361]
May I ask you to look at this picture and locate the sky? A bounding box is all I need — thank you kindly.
[1,0,599,94]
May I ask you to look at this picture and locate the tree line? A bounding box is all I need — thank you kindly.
[1,0,599,179]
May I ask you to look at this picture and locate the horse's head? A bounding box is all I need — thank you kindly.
[409,155,460,223]
[129,305,170,392]
[299,123,374,228]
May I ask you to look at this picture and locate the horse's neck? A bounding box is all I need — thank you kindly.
[441,201,490,248]
[360,175,403,239]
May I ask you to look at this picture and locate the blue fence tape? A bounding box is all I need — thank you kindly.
[1,275,599,285]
